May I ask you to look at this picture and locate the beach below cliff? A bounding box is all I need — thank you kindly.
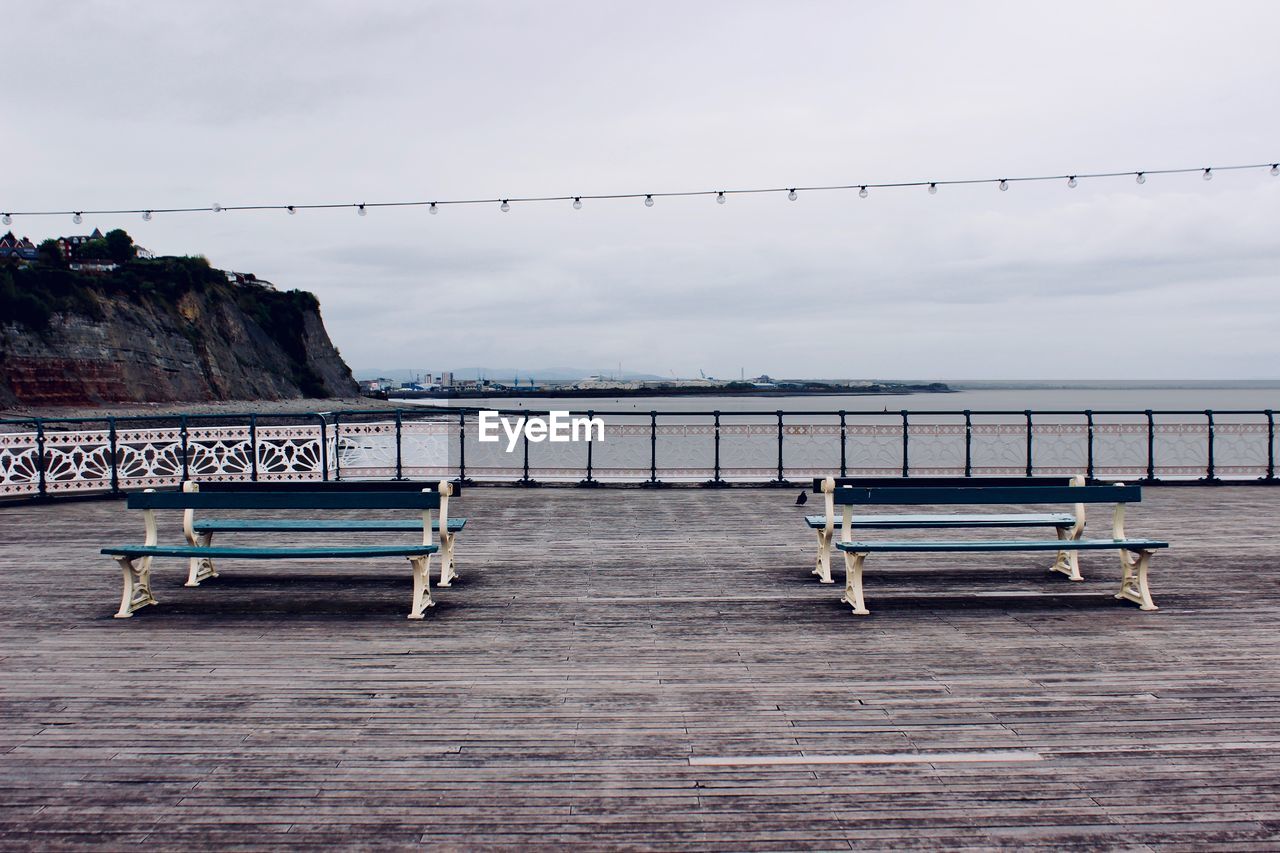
[0,397,402,422]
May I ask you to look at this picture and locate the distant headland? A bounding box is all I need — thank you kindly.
[360,372,951,400]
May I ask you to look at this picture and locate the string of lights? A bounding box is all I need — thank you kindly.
[3,161,1277,225]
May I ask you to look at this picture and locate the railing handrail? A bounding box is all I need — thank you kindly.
[4,405,1279,430]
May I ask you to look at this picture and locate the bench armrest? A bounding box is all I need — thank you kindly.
[820,476,836,536]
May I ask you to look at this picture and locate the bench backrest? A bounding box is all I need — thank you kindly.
[128,489,443,511]
[194,479,461,497]
[812,476,1073,492]
[830,484,1140,506]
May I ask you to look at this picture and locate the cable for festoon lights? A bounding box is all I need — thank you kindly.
[1,161,1277,225]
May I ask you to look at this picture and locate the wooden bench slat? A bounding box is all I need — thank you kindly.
[129,491,443,510]
[195,479,462,496]
[804,513,1074,529]
[101,544,439,559]
[192,518,467,533]
[835,538,1168,553]
[812,476,1074,492]
[832,484,1141,505]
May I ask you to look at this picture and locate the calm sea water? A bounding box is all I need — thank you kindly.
[404,384,1280,415]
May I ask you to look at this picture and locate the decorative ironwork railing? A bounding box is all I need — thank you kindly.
[1,407,1275,499]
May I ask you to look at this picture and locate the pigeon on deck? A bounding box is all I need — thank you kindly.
[795,491,808,506]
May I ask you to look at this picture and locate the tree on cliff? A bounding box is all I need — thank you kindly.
[104,229,135,263]
[37,239,63,267]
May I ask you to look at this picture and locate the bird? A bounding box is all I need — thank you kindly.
[795,491,808,506]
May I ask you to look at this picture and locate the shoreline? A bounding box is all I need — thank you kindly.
[383,384,953,401]
[0,397,404,422]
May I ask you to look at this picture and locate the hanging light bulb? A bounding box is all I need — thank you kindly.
[212,203,223,212]
[500,199,510,212]
[429,202,438,214]
[1067,176,1078,188]
[142,210,152,221]
[858,186,868,199]
[998,179,1009,191]
[928,183,938,195]
[1136,172,1146,184]
[787,189,798,201]
[73,212,83,224]
[572,197,582,210]
[357,204,367,216]
[1202,168,1213,181]
[644,195,654,207]
[1,214,10,225]
[716,192,726,204]
[287,205,296,215]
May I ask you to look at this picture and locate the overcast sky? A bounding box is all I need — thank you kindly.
[6,1,1278,379]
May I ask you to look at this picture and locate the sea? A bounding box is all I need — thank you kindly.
[399,381,1280,416]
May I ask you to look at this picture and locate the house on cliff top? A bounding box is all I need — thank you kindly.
[0,231,38,262]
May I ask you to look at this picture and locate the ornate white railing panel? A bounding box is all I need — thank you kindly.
[0,431,40,496]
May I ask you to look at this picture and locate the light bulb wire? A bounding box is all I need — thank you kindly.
[2,161,1273,218]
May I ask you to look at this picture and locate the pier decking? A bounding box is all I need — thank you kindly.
[2,487,1279,849]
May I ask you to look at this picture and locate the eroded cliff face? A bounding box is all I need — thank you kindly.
[0,263,357,407]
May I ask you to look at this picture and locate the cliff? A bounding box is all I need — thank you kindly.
[0,256,357,407]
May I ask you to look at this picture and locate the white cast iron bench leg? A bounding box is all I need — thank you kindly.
[182,482,218,587]
[408,554,436,619]
[841,550,870,615]
[114,555,157,618]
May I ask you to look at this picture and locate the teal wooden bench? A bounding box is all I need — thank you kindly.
[186,480,465,589]
[827,484,1167,615]
[808,476,1084,584]
[101,483,455,620]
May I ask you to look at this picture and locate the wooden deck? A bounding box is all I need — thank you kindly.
[2,486,1279,849]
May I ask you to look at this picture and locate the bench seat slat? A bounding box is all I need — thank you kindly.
[192,519,466,533]
[835,538,1167,554]
[101,544,439,559]
[128,492,442,511]
[832,484,1140,505]
[805,513,1074,529]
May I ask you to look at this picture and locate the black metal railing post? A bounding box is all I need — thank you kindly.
[1205,410,1216,482]
[393,410,404,480]
[901,411,910,477]
[963,410,972,478]
[249,414,258,482]
[713,411,723,485]
[458,410,468,483]
[839,411,847,477]
[521,430,531,484]
[1085,410,1094,481]
[179,415,190,482]
[649,410,658,484]
[1145,410,1156,482]
[1267,409,1275,481]
[34,418,47,498]
[774,410,785,484]
[332,413,342,480]
[1024,410,1033,477]
[108,416,120,495]
[581,409,597,486]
